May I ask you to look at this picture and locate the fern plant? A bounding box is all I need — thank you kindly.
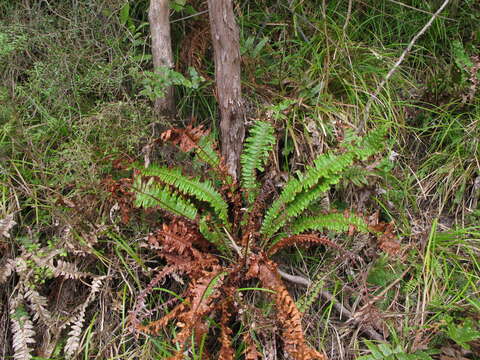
[129,121,386,360]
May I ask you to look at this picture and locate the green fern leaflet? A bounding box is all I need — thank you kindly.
[241,120,276,200]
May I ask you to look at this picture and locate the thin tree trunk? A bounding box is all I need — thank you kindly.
[207,0,245,181]
[149,0,176,117]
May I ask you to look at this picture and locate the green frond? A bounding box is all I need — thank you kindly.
[140,165,229,224]
[261,174,341,239]
[296,276,324,313]
[133,176,198,220]
[260,129,386,238]
[301,152,355,189]
[343,127,386,160]
[260,152,354,238]
[195,134,221,169]
[341,166,376,187]
[240,121,276,199]
[289,212,368,235]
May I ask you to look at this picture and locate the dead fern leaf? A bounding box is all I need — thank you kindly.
[166,352,184,360]
[53,259,91,279]
[0,214,16,238]
[136,302,187,335]
[10,291,36,360]
[64,276,105,358]
[247,254,327,360]
[161,124,209,153]
[64,309,85,358]
[268,234,344,257]
[218,300,235,360]
[131,264,187,330]
[173,268,224,347]
[243,330,261,360]
[24,288,52,324]
[0,258,16,284]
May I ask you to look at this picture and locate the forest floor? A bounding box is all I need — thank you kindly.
[1,1,480,359]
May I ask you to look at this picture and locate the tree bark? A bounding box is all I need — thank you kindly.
[149,0,176,117]
[207,0,245,181]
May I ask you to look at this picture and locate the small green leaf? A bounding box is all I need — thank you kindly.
[252,37,269,57]
[119,2,130,26]
[170,0,186,11]
[364,341,384,359]
[452,40,474,70]
[446,318,480,350]
[201,271,228,302]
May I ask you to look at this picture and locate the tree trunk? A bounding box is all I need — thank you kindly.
[207,0,245,181]
[149,0,176,117]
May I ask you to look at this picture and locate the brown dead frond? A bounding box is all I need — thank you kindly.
[139,266,225,359]
[247,254,327,360]
[9,289,36,360]
[160,123,210,153]
[0,214,16,239]
[243,330,261,360]
[268,234,345,257]
[129,195,332,359]
[131,219,222,333]
[368,217,401,256]
[103,176,135,224]
[218,300,235,360]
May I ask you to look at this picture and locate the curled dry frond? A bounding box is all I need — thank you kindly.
[218,300,235,360]
[241,179,275,248]
[133,219,224,338]
[64,276,105,358]
[136,302,187,336]
[130,264,187,329]
[268,234,344,257]
[0,258,16,284]
[53,260,91,279]
[10,291,36,360]
[247,254,327,360]
[64,309,86,358]
[24,288,52,324]
[243,330,261,360]
[139,266,225,359]
[160,123,209,153]
[172,268,225,345]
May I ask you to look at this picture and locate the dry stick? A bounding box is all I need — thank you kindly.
[386,0,454,21]
[360,0,452,132]
[278,269,384,341]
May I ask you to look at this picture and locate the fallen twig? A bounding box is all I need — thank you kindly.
[361,0,452,132]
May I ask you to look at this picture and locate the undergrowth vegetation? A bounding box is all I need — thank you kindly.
[1,1,479,359]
